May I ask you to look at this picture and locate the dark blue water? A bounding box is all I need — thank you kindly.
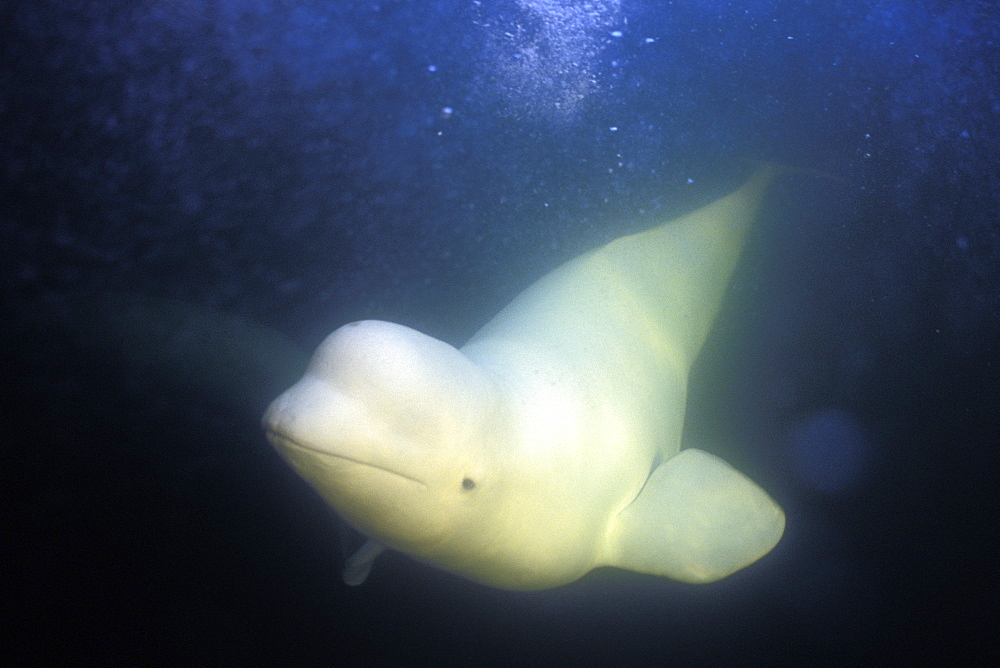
[3,1,996,663]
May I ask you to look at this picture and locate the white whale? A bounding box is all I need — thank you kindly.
[264,166,786,590]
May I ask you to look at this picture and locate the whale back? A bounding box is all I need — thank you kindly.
[467,167,774,367]
[462,166,777,458]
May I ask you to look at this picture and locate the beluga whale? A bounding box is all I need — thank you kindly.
[264,165,786,590]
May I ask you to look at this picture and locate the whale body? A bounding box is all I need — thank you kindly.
[264,166,785,590]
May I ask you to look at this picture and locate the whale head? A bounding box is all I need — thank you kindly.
[263,320,504,553]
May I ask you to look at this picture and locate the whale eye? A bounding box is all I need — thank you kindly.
[461,477,476,491]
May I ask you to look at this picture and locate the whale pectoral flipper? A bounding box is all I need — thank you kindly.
[607,448,785,584]
[342,538,386,586]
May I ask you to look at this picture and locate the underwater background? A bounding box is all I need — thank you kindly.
[2,0,997,664]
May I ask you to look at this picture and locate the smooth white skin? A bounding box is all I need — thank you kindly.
[264,167,784,590]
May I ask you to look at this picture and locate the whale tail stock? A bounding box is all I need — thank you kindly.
[593,164,778,370]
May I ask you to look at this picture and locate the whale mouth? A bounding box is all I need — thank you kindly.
[266,430,427,487]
